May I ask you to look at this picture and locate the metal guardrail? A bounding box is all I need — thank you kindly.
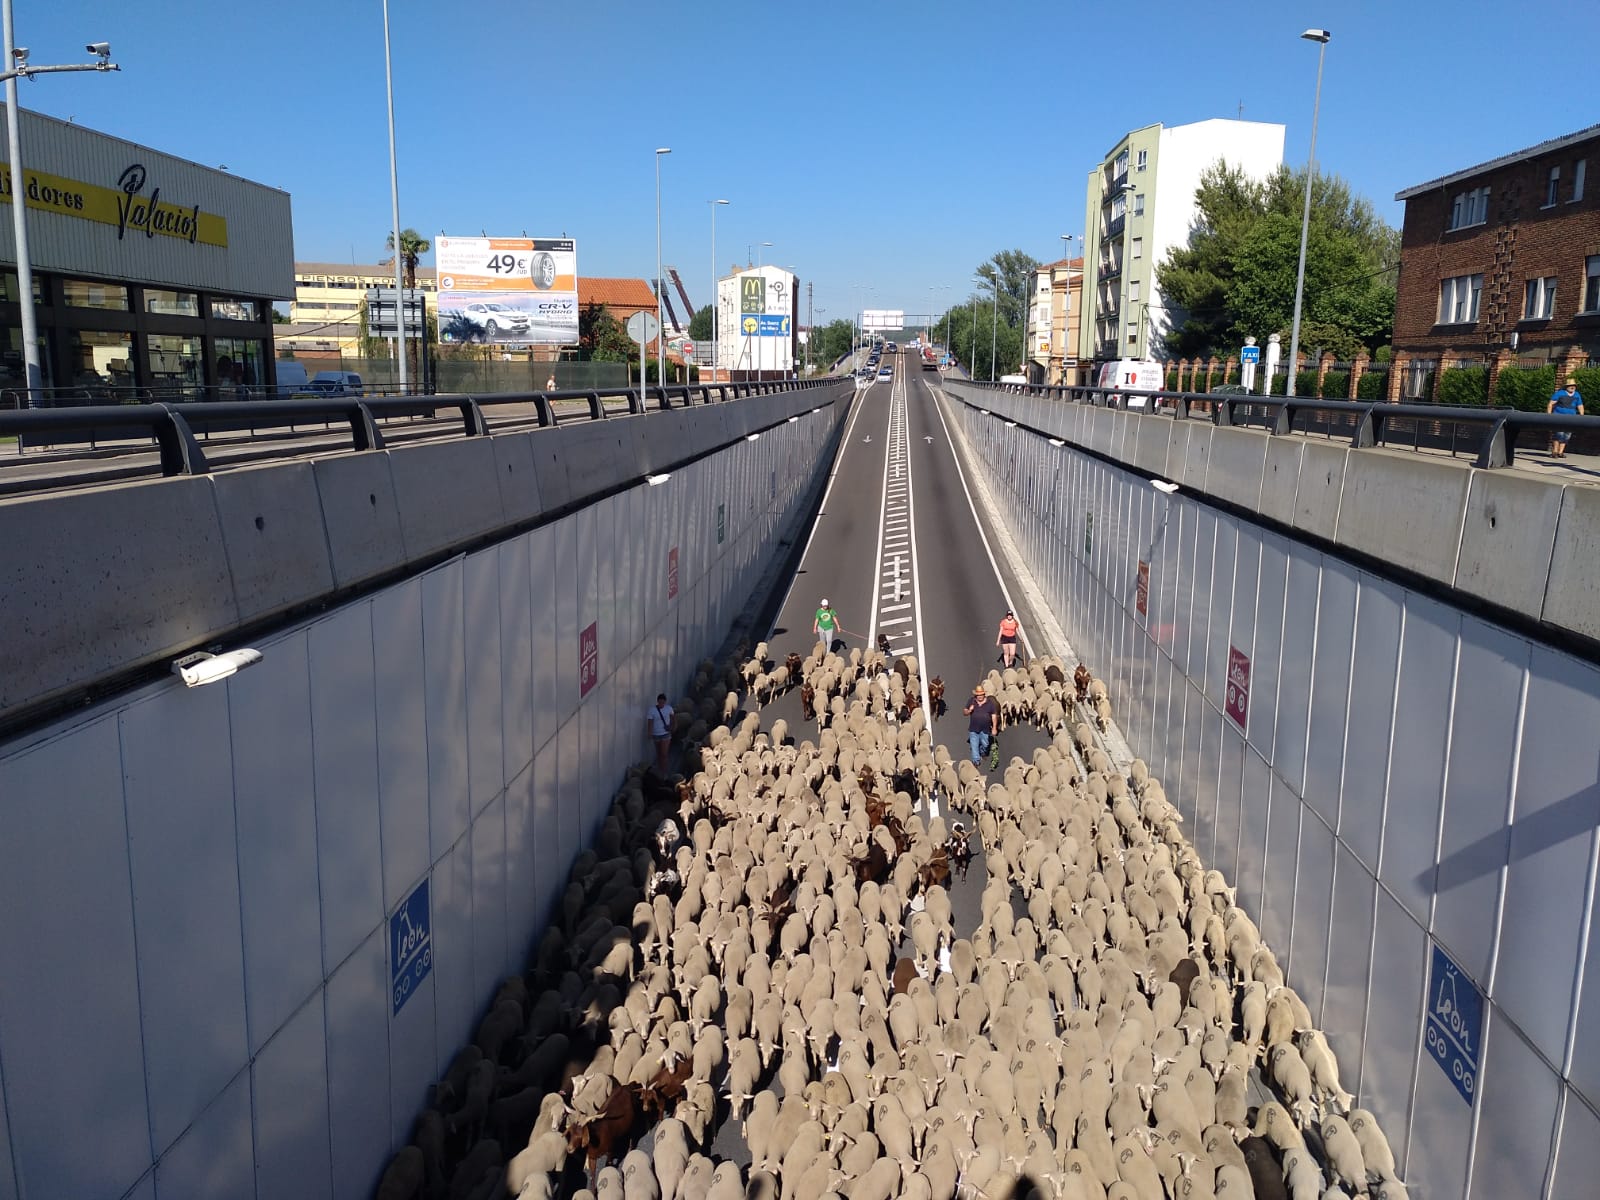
[0,378,841,478]
[958,380,1600,470]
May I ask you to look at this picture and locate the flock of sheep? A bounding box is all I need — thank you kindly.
[374,638,1410,1200]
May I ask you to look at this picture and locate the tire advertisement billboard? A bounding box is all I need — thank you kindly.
[436,235,578,345]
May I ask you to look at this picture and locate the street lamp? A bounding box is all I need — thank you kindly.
[1286,28,1331,398]
[2,3,118,403]
[709,198,728,381]
[989,274,1000,382]
[655,148,670,387]
[970,280,981,378]
[382,0,408,393]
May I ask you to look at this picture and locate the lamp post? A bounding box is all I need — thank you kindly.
[1058,235,1076,384]
[709,198,728,381]
[989,274,1000,382]
[970,281,980,378]
[381,0,408,393]
[1286,28,1330,398]
[2,4,118,403]
[654,148,670,386]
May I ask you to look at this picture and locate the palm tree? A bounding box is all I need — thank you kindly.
[385,228,431,287]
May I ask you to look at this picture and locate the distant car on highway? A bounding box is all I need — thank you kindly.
[877,366,893,382]
[308,371,364,396]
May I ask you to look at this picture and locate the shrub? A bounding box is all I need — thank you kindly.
[1356,370,1387,401]
[1295,368,1318,396]
[1165,368,1179,390]
[1492,365,1556,413]
[1437,366,1490,406]
[1319,370,1350,400]
[1573,364,1600,406]
[1224,362,1240,385]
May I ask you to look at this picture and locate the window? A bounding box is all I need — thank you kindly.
[1448,186,1489,230]
[1129,280,1141,303]
[1438,274,1482,324]
[1545,166,1560,208]
[1127,326,1137,344]
[1523,276,1557,320]
[1136,149,1148,171]
[211,297,262,321]
[145,289,199,316]
[1585,256,1600,314]
[1574,159,1586,203]
[1133,193,1146,217]
[1131,237,1143,260]
[62,278,129,310]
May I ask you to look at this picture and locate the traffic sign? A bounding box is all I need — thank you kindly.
[681,340,695,356]
[1240,345,1261,364]
[625,311,660,347]
[390,879,432,1016]
[1426,943,1483,1106]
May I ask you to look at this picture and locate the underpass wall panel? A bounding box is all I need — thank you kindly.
[947,395,1600,1192]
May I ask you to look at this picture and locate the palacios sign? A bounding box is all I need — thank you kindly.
[0,160,228,248]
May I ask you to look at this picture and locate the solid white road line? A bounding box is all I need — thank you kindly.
[865,387,893,651]
[905,385,933,721]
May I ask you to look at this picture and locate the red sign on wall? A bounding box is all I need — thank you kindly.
[667,546,679,600]
[1225,645,1250,729]
[1136,560,1149,617]
[580,621,599,698]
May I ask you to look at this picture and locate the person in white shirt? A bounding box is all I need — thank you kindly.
[645,692,675,772]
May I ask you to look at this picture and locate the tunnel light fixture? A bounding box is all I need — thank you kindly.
[646,473,671,486]
[811,407,820,414]
[746,433,760,441]
[1048,437,1065,447]
[1005,420,1017,428]
[1152,479,1179,495]
[979,408,991,416]
[787,415,799,423]
[172,648,263,688]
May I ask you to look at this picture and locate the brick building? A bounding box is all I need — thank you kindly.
[1392,123,1599,398]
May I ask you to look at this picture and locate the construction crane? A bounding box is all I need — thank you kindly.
[666,267,696,329]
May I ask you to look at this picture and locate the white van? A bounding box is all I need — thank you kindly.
[274,360,310,397]
[999,373,1029,385]
[1095,358,1166,408]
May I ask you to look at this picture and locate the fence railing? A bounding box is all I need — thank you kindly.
[953,379,1600,470]
[0,378,843,482]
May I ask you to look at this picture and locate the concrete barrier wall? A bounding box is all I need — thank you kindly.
[0,385,849,731]
[0,394,847,1200]
[945,381,1600,1200]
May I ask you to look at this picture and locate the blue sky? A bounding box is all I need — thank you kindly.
[17,0,1600,323]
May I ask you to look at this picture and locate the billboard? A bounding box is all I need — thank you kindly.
[436,235,578,345]
[862,309,904,331]
[740,313,791,337]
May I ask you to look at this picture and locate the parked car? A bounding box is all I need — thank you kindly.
[1094,357,1165,408]
[274,360,310,397]
[308,371,364,396]
[1211,383,1251,395]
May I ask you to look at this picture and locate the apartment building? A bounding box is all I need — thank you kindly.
[1025,257,1083,385]
[1393,123,1600,371]
[1077,119,1284,367]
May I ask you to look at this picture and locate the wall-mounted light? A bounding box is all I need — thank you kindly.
[787,415,798,423]
[1005,421,1017,428]
[979,409,991,416]
[746,433,760,442]
[172,648,263,688]
[646,473,671,486]
[1152,479,1179,495]
[1048,438,1065,447]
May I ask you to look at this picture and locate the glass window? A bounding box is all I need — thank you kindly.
[62,278,130,310]
[1545,166,1560,207]
[212,336,266,395]
[146,333,203,397]
[210,297,262,321]
[1133,193,1145,216]
[1448,187,1489,230]
[1136,149,1148,171]
[1131,237,1143,260]
[68,330,134,397]
[1573,159,1586,203]
[1523,277,1556,320]
[1584,256,1600,314]
[1438,274,1483,324]
[0,270,42,304]
[145,289,199,317]
[1129,280,1141,303]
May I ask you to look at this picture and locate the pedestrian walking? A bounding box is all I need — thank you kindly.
[1549,378,1584,458]
[995,609,1021,669]
[963,683,999,768]
[645,692,674,772]
[545,373,558,392]
[813,598,841,654]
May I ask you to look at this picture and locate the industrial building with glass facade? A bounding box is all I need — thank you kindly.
[0,106,293,403]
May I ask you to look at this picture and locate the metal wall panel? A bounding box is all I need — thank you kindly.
[1341,577,1404,872]
[325,927,391,1200]
[421,562,469,862]
[471,793,509,1004]
[430,829,475,1077]
[1325,839,1375,1087]
[230,633,322,1055]
[251,994,333,1200]
[1468,1017,1561,1200]
[1250,534,1289,759]
[1275,548,1320,797]
[463,550,504,815]
[374,579,430,911]
[1290,812,1336,1016]
[1364,888,1426,1170]
[1305,561,1358,830]
[500,537,535,786]
[152,1071,254,1200]
[529,526,559,757]
[120,684,247,1154]
[3,109,294,297]
[1551,1090,1600,1200]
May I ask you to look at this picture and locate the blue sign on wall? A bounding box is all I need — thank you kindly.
[755,314,790,337]
[390,878,433,1016]
[1240,345,1261,364]
[1425,942,1483,1105]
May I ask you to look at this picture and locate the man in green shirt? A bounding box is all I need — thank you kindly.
[813,598,841,654]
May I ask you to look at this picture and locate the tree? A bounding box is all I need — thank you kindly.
[385,228,432,288]
[1156,161,1398,360]
[810,319,855,367]
[579,304,635,363]
[688,304,714,341]
[974,249,1040,328]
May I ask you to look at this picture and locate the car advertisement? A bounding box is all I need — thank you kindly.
[436,235,578,345]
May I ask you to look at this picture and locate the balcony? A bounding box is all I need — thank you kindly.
[1103,215,1126,240]
[1098,259,1122,283]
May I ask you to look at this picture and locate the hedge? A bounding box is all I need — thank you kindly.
[1319,371,1350,400]
[1356,370,1387,401]
[1492,365,1556,413]
[1437,366,1490,406]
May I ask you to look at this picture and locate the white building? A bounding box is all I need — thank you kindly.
[715,265,798,380]
[1078,118,1284,365]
